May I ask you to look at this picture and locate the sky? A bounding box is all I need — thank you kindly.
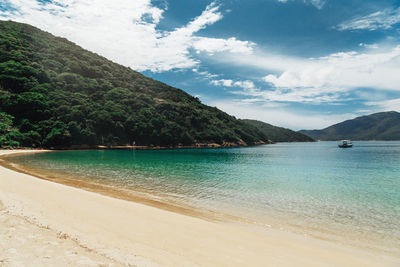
[1,0,400,130]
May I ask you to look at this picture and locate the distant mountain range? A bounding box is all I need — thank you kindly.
[242,119,314,142]
[299,111,400,140]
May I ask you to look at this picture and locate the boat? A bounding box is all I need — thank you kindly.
[338,140,353,148]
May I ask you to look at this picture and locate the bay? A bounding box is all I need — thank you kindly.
[8,141,400,255]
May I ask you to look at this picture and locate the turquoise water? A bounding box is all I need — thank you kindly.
[9,142,400,254]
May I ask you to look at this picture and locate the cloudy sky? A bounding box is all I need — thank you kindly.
[1,0,400,129]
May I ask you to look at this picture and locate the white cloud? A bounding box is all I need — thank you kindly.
[236,85,345,103]
[213,78,339,103]
[337,7,400,31]
[307,0,326,10]
[210,79,256,91]
[233,80,256,90]
[277,0,326,9]
[214,51,306,73]
[213,45,400,103]
[365,98,400,112]
[210,79,233,87]
[192,37,254,54]
[192,69,219,79]
[0,0,253,72]
[263,46,400,91]
[359,43,379,49]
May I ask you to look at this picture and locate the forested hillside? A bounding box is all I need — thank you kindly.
[242,119,314,142]
[0,21,269,148]
[299,111,400,140]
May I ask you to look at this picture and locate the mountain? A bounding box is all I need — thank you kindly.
[241,119,314,142]
[0,20,269,148]
[299,111,400,140]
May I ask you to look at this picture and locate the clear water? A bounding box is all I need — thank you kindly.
[8,141,400,254]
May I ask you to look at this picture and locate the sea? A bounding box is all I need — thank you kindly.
[7,141,400,255]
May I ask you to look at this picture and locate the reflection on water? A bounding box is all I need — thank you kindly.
[7,141,400,255]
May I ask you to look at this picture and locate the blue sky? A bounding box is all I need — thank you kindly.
[1,0,400,129]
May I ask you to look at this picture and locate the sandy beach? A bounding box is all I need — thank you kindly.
[0,150,398,266]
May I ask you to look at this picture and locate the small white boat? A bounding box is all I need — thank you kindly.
[338,140,353,148]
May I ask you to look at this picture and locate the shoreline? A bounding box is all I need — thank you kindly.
[0,150,399,266]
[4,150,399,257]
[0,150,236,223]
[40,140,271,151]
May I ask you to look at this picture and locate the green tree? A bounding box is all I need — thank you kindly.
[0,21,270,148]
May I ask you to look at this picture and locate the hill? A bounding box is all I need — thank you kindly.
[299,111,400,140]
[0,21,269,148]
[241,119,314,142]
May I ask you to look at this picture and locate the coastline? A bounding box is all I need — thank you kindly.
[0,150,398,266]
[0,150,240,223]
[45,140,270,150]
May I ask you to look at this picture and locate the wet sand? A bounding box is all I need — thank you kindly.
[0,150,398,266]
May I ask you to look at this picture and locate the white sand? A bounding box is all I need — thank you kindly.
[0,150,398,266]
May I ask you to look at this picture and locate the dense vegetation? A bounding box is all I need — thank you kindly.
[0,21,269,148]
[241,119,314,142]
[299,111,400,140]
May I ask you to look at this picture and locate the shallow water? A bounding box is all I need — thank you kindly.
[8,141,400,255]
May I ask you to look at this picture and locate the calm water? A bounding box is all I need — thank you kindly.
[9,142,400,254]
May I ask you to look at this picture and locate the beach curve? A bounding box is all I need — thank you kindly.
[0,150,398,266]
